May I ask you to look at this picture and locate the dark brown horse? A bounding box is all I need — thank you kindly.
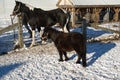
[12,1,70,47]
[42,28,87,67]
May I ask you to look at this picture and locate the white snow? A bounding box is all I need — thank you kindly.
[0,20,120,80]
[98,22,120,32]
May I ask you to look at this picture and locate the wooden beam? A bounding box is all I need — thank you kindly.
[71,8,76,27]
[0,23,18,35]
[91,23,120,34]
[56,0,62,6]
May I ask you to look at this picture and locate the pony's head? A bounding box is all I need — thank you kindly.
[41,28,51,41]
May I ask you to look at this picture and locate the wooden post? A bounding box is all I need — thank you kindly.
[17,16,24,48]
[71,8,76,27]
[82,18,87,55]
[85,8,91,23]
[82,18,87,40]
[113,8,119,22]
[95,8,101,23]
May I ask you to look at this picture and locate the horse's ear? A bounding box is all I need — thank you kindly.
[15,0,20,4]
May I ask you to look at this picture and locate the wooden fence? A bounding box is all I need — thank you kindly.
[0,16,24,49]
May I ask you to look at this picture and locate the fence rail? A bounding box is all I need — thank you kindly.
[0,23,18,35]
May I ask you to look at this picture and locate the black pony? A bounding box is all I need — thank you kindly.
[42,28,87,67]
[12,1,70,47]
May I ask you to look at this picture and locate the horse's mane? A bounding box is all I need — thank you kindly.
[25,3,34,11]
[16,1,35,11]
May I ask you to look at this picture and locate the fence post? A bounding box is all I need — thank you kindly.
[17,15,24,48]
[82,18,87,40]
[82,18,87,54]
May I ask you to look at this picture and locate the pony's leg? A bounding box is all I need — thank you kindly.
[76,51,82,64]
[81,51,87,67]
[57,50,64,61]
[63,51,69,61]
[29,30,35,47]
[76,50,87,67]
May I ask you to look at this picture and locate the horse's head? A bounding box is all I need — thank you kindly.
[12,1,22,16]
[12,1,34,16]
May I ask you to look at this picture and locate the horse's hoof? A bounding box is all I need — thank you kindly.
[29,43,36,48]
[29,44,33,48]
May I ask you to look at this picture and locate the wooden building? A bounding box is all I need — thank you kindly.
[57,0,120,27]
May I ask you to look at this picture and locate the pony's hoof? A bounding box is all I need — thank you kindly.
[83,63,87,67]
[65,58,69,61]
[59,59,64,62]
[41,41,47,45]
[76,61,80,64]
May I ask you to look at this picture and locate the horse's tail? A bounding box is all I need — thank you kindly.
[60,8,71,32]
[66,11,71,32]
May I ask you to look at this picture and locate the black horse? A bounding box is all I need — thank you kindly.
[21,13,32,38]
[42,28,87,67]
[12,1,70,47]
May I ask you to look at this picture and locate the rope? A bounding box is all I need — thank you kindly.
[10,15,16,41]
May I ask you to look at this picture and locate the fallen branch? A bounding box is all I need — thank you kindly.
[87,33,120,43]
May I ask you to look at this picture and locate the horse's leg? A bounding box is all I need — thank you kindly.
[37,26,42,39]
[63,51,69,61]
[38,27,47,44]
[29,30,35,47]
[25,25,32,38]
[22,13,32,38]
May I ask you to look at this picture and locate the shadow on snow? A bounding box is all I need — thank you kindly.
[87,42,116,66]
[69,42,116,67]
[0,62,24,79]
[70,27,116,66]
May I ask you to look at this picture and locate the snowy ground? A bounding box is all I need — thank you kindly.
[0,21,120,80]
[98,22,120,32]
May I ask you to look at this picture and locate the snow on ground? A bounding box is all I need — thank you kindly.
[0,21,120,80]
[98,22,120,31]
